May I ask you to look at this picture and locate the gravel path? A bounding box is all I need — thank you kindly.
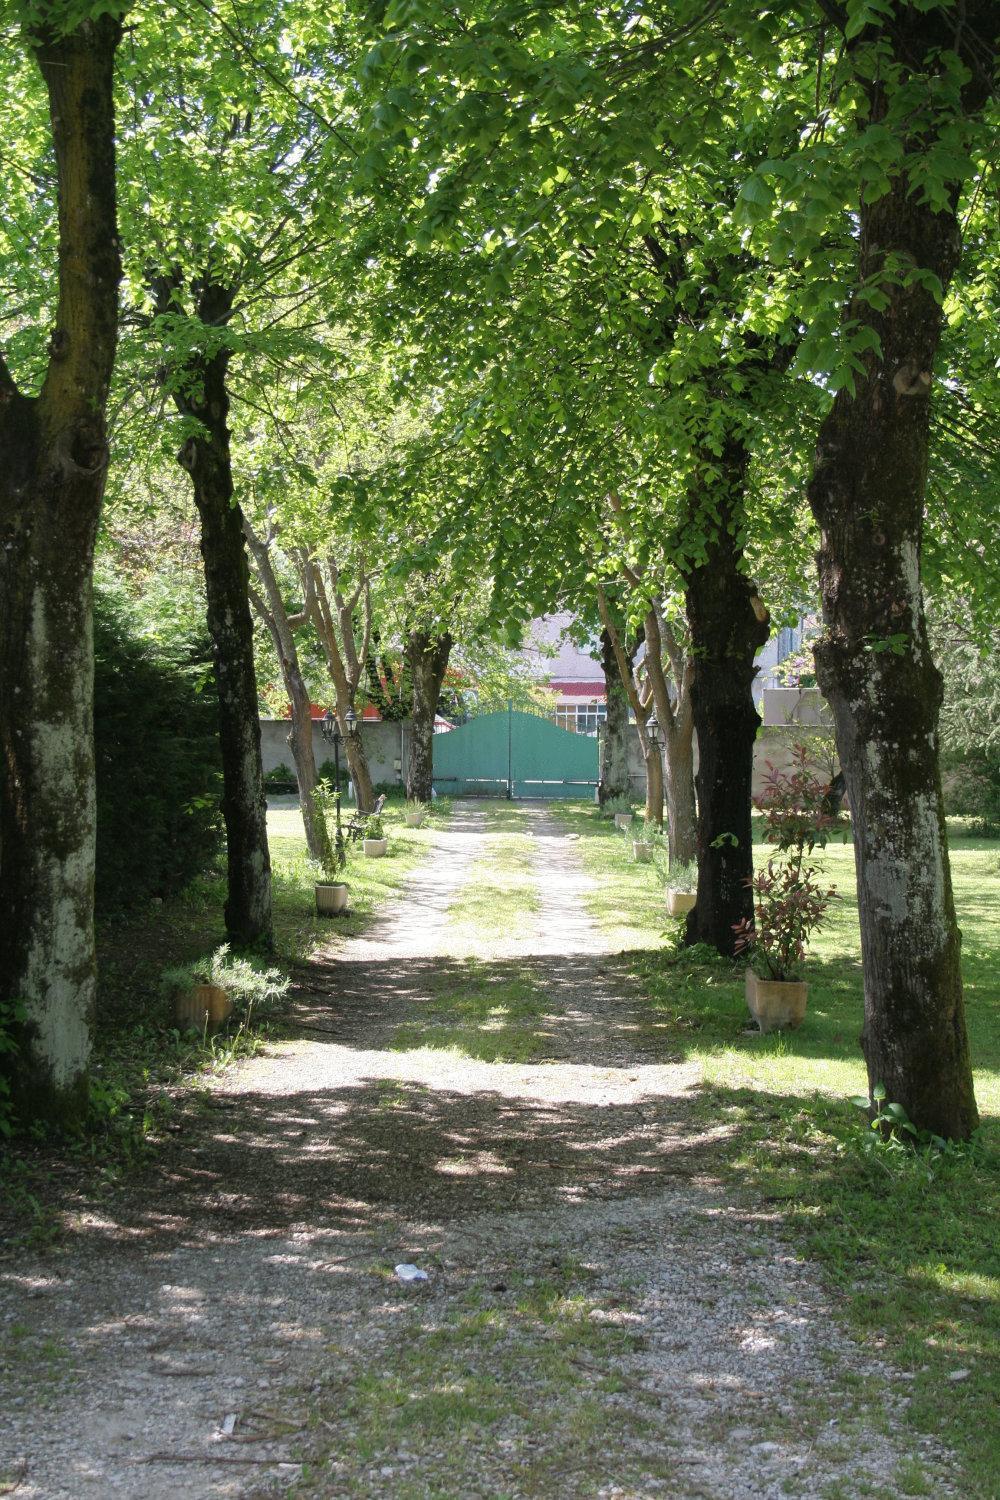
[0,803,955,1498]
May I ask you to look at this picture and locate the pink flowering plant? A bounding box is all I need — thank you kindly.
[733,745,844,981]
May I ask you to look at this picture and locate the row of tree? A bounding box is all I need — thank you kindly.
[1,0,997,1142]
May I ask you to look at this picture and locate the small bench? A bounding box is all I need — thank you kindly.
[347,792,386,844]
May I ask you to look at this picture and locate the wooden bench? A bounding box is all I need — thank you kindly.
[347,793,386,844]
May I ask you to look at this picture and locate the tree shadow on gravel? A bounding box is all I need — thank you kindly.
[44,1068,728,1253]
[284,952,675,1064]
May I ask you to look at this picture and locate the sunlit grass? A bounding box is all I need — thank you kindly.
[445,811,540,945]
[555,797,1000,1497]
[389,961,550,1063]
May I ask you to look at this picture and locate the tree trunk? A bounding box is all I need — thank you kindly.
[297,553,377,813]
[244,526,332,869]
[599,627,631,805]
[663,722,697,868]
[406,629,453,801]
[805,46,991,1137]
[284,679,330,865]
[642,607,697,865]
[0,14,123,1124]
[171,288,272,949]
[344,724,376,811]
[682,443,770,955]
[642,741,664,826]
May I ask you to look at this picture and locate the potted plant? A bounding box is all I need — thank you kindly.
[404,798,427,828]
[631,820,660,863]
[664,860,697,917]
[605,795,634,832]
[312,778,350,915]
[363,812,388,858]
[161,945,289,1034]
[734,745,843,1032]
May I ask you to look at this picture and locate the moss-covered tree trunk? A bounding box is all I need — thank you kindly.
[599,627,631,806]
[682,444,770,955]
[0,13,123,1124]
[406,629,452,802]
[805,23,996,1138]
[169,284,272,948]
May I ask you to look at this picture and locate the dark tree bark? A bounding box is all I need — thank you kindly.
[0,13,123,1123]
[598,627,631,805]
[803,8,999,1138]
[160,281,272,949]
[405,630,453,802]
[245,521,332,869]
[681,441,771,956]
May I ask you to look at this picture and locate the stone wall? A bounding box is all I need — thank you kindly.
[624,722,835,801]
[260,719,409,793]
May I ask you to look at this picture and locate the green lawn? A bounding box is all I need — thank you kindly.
[555,799,1000,1498]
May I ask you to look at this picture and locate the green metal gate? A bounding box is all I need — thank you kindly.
[432,707,598,800]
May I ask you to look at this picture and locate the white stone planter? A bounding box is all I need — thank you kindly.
[666,890,696,917]
[315,881,350,915]
[405,812,425,828]
[632,842,653,863]
[745,969,808,1032]
[614,812,633,831]
[363,837,388,859]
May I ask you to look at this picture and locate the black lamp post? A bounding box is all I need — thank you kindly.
[321,709,346,866]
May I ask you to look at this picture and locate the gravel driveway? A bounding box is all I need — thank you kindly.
[0,803,956,1498]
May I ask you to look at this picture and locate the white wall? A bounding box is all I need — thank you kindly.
[260,719,408,791]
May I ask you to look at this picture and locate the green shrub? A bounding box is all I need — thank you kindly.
[0,1000,26,1139]
[264,762,297,788]
[94,587,223,914]
[160,945,290,1013]
[942,748,1000,838]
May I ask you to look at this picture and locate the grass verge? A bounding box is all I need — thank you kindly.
[556,798,1000,1497]
[389,960,551,1063]
[445,803,540,947]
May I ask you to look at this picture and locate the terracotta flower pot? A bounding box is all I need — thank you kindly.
[745,969,808,1032]
[175,982,231,1034]
[363,837,388,858]
[666,890,696,916]
[315,881,350,916]
[632,842,653,863]
[614,812,633,831]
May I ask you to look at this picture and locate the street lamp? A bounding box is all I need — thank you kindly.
[320,709,346,866]
[646,708,663,749]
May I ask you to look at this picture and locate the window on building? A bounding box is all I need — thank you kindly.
[551,702,607,735]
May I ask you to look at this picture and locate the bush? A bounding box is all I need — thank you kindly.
[94,587,223,914]
[317,759,350,790]
[160,945,290,1013]
[264,762,297,789]
[942,748,1000,837]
